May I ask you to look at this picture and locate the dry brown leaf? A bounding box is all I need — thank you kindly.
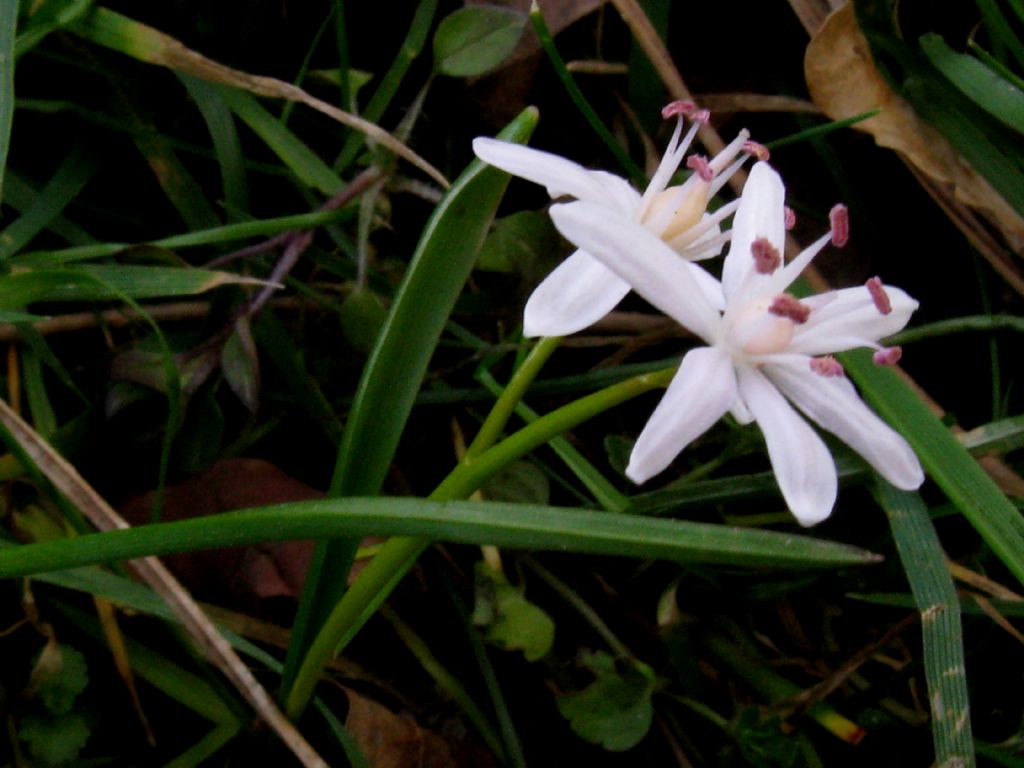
[343,687,496,768]
[804,4,1024,252]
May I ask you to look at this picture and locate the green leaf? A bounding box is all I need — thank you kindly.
[920,33,1024,135]
[473,563,554,661]
[0,145,98,261]
[219,87,344,195]
[872,481,974,766]
[0,0,14,205]
[433,6,526,77]
[338,286,387,355]
[284,106,540,701]
[481,460,550,504]
[220,318,260,413]
[842,347,1024,588]
[0,265,261,308]
[19,712,91,767]
[556,651,655,751]
[0,497,882,578]
[30,644,89,715]
[476,210,560,275]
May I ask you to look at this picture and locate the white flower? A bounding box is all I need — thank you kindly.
[473,102,761,337]
[547,161,924,526]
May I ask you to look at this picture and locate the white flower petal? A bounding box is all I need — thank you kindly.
[523,250,630,337]
[737,365,837,526]
[473,138,640,211]
[548,201,721,343]
[789,285,918,355]
[626,346,736,483]
[765,360,924,490]
[722,162,785,302]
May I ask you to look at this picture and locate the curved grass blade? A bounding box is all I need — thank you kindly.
[872,480,974,767]
[0,498,881,579]
[0,145,98,261]
[282,106,539,696]
[18,207,354,266]
[68,6,447,187]
[0,265,263,307]
[179,74,248,217]
[842,347,1024,587]
[0,0,15,205]
[920,33,1024,136]
[335,0,438,172]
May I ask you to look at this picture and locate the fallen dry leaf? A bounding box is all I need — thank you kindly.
[804,4,1024,252]
[343,686,496,768]
[120,458,320,604]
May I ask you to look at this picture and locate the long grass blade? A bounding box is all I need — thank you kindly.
[872,481,974,767]
[0,0,16,205]
[842,348,1024,588]
[0,498,881,579]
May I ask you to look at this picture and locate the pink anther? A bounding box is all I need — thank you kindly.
[686,154,714,181]
[810,356,844,377]
[661,100,697,120]
[873,346,902,366]
[784,207,796,230]
[742,140,770,161]
[768,294,811,324]
[751,237,781,274]
[865,276,892,315]
[829,204,849,247]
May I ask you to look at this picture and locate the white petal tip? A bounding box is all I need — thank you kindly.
[789,503,833,527]
[625,461,655,485]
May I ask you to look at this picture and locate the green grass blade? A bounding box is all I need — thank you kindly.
[0,265,261,307]
[0,498,881,578]
[842,348,1024,587]
[178,74,248,217]
[335,0,438,172]
[920,33,1024,135]
[872,481,974,767]
[529,4,644,184]
[220,87,343,195]
[2,169,97,245]
[17,207,354,266]
[0,145,98,261]
[282,106,538,698]
[15,0,94,59]
[0,0,15,205]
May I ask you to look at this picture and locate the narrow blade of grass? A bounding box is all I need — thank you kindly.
[872,481,974,767]
[0,265,263,307]
[0,145,98,261]
[0,497,882,578]
[0,0,16,205]
[842,348,1024,588]
[179,74,249,217]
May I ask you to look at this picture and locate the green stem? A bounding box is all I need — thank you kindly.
[529,3,645,184]
[380,605,504,757]
[525,556,631,658]
[465,335,561,460]
[284,365,675,718]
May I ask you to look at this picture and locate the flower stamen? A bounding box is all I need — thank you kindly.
[686,155,714,181]
[751,237,782,274]
[873,346,902,366]
[866,276,892,315]
[810,356,844,377]
[768,294,811,324]
[829,204,849,247]
[743,140,770,161]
